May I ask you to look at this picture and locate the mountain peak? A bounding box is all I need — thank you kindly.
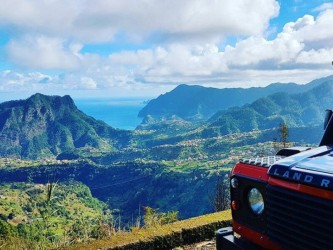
[175,84,203,89]
[27,93,76,109]
[0,94,131,159]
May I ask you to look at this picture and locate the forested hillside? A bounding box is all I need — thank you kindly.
[138,75,333,122]
[0,93,131,159]
[207,79,333,134]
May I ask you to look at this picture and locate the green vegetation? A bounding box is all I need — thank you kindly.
[143,207,178,227]
[68,210,231,250]
[0,181,229,250]
[206,80,333,136]
[0,93,131,159]
[0,76,331,248]
[0,182,111,248]
[138,82,313,122]
[0,113,316,226]
[278,123,289,148]
[0,160,231,223]
[212,175,230,212]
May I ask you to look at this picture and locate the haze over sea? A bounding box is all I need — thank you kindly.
[75,97,148,130]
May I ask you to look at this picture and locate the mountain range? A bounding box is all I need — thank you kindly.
[139,75,333,122]
[1,75,333,159]
[206,78,333,134]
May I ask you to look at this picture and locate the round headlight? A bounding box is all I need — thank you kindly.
[247,188,264,215]
[230,177,239,188]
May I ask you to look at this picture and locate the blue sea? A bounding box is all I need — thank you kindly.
[74,98,148,130]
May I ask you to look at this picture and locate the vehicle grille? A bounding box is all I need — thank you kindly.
[266,185,333,250]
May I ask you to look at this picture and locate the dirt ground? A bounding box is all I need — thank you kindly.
[173,240,216,250]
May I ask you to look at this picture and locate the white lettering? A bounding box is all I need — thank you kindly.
[321,179,330,188]
[283,171,290,178]
[304,175,313,183]
[274,168,279,176]
[293,172,302,181]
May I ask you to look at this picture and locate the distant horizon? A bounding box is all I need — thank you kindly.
[0,73,332,102]
[75,98,145,130]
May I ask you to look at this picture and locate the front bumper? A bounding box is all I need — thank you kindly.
[216,227,263,250]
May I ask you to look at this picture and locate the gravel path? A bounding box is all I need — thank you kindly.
[173,240,216,250]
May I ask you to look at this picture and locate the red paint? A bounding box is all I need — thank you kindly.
[231,162,281,249]
[232,162,269,181]
[233,220,282,250]
[231,162,333,248]
[269,177,333,200]
[232,162,333,201]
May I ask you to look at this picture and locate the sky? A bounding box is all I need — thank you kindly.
[0,0,333,100]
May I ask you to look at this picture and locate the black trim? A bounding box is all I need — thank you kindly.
[266,185,333,250]
[320,109,333,146]
[216,227,264,250]
[231,175,267,233]
[276,147,310,157]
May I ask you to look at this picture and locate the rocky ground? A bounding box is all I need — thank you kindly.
[174,240,216,250]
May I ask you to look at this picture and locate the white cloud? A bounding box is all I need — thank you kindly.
[80,77,97,90]
[109,44,227,79]
[0,70,55,93]
[0,0,279,43]
[6,36,82,70]
[313,3,333,12]
[1,0,279,71]
[294,10,333,43]
[1,1,333,96]
[296,48,333,64]
[218,11,333,71]
[105,9,333,86]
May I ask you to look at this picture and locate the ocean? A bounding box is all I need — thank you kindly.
[74,98,147,130]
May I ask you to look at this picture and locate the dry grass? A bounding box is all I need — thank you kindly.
[66,210,231,250]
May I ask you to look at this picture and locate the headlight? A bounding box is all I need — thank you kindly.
[247,188,264,215]
[230,177,239,188]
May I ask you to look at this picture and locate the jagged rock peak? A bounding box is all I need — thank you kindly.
[27,93,76,109]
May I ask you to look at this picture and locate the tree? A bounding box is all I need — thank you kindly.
[272,137,279,153]
[278,123,289,148]
[143,207,178,227]
[212,174,230,212]
[0,220,16,237]
[35,182,62,245]
[143,207,161,227]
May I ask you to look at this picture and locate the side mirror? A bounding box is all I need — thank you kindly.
[324,109,333,130]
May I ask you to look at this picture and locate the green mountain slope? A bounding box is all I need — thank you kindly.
[207,79,333,134]
[0,93,132,159]
[138,75,333,122]
[0,181,108,247]
[0,160,229,222]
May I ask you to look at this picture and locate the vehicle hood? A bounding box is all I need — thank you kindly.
[268,146,333,190]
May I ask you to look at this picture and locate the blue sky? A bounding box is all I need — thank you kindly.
[0,0,332,100]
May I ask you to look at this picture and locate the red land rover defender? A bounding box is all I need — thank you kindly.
[216,110,333,250]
